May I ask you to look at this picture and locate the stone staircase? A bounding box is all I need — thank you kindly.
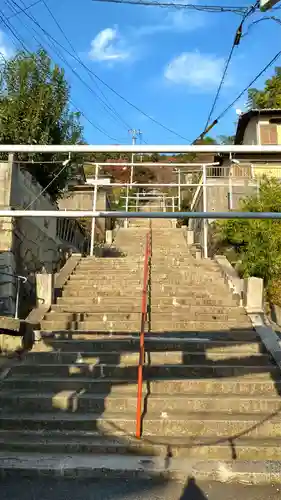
[0,219,281,481]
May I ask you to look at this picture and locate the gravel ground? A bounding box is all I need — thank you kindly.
[0,477,280,499]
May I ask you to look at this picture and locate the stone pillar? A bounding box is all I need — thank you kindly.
[106,230,113,245]
[195,247,202,260]
[0,157,16,316]
[186,229,194,246]
[36,273,54,309]
[243,277,264,313]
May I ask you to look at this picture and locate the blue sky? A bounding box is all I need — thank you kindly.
[1,0,281,144]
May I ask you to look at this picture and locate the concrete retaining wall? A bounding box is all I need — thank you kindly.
[0,158,83,318]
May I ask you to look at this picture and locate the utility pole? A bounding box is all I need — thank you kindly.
[260,0,281,9]
[128,129,142,184]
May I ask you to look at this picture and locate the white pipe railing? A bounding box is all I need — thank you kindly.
[95,162,220,167]
[2,210,281,219]
[202,165,208,259]
[1,145,281,153]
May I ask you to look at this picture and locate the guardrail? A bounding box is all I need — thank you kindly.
[0,272,27,319]
[136,220,152,439]
[56,218,87,253]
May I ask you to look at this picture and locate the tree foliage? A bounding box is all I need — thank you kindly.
[247,67,281,109]
[218,135,235,145]
[0,49,83,198]
[215,177,281,304]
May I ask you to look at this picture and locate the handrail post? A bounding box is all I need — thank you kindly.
[90,163,99,256]
[15,276,20,319]
[136,227,151,439]
[14,275,27,319]
[202,164,208,259]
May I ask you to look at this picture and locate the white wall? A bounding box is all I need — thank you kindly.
[243,117,258,145]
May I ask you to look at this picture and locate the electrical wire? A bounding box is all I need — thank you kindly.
[216,49,281,121]
[0,6,30,51]
[9,0,191,142]
[242,15,281,36]
[198,1,259,142]
[5,0,124,142]
[7,0,131,138]
[41,0,132,131]
[6,0,44,19]
[91,0,249,14]
[24,157,71,210]
[196,48,281,139]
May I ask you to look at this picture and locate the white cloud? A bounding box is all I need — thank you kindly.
[136,2,205,36]
[0,31,13,60]
[164,51,226,90]
[89,27,130,62]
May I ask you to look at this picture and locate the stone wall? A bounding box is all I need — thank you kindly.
[58,187,111,240]
[0,157,85,318]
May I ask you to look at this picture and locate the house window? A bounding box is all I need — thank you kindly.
[259,124,278,145]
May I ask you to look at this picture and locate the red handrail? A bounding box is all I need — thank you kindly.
[136,227,151,439]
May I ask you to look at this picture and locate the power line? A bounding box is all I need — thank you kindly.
[5,0,124,142]
[9,0,191,142]
[216,49,281,121]
[195,48,281,140]
[0,6,30,51]
[41,0,132,131]
[90,0,249,14]
[24,157,71,210]
[6,0,44,19]
[242,15,281,36]
[6,0,126,139]
[198,1,258,142]
[1,3,122,143]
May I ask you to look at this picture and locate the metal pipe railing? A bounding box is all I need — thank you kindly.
[1,210,280,219]
[1,145,281,153]
[15,275,27,319]
[136,222,152,439]
[0,272,27,319]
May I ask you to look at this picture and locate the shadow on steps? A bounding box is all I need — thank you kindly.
[0,326,280,461]
[179,477,207,500]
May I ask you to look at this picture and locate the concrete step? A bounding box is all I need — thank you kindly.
[1,391,280,415]
[40,319,252,331]
[64,280,232,299]
[45,311,249,323]
[77,258,217,266]
[3,375,279,395]
[0,431,281,462]
[25,350,269,365]
[40,331,258,345]
[51,303,247,317]
[74,269,219,277]
[67,272,225,283]
[68,276,223,285]
[57,295,239,307]
[67,279,144,286]
[1,411,281,437]
[60,288,232,300]
[78,259,218,269]
[0,450,280,483]
[38,337,264,354]
[10,359,275,380]
[40,327,257,337]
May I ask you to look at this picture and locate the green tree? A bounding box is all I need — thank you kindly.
[219,135,235,145]
[215,177,281,303]
[0,49,83,198]
[150,152,160,162]
[247,67,281,109]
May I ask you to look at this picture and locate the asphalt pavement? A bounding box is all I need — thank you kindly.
[0,476,280,499]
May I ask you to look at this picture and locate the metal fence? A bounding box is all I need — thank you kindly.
[0,145,280,260]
